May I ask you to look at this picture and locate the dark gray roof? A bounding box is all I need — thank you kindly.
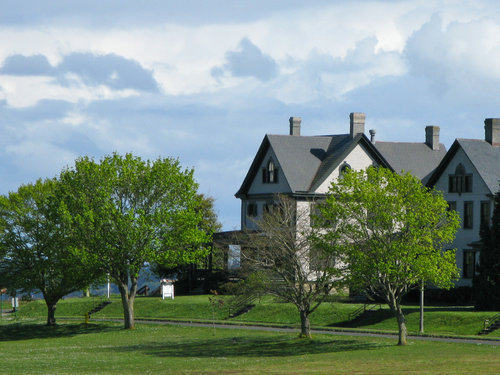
[309,134,357,191]
[457,139,500,194]
[236,133,391,197]
[267,134,334,192]
[374,141,447,184]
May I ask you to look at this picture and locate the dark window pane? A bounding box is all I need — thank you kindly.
[463,250,475,279]
[464,175,473,192]
[480,201,491,228]
[464,202,473,229]
[448,175,461,193]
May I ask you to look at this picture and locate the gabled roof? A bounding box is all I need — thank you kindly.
[427,139,500,193]
[235,133,392,198]
[308,134,393,191]
[268,134,333,192]
[374,141,447,184]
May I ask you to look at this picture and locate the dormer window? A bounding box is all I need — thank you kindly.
[262,160,279,184]
[448,163,472,193]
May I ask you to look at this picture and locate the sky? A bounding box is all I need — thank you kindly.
[2,0,500,230]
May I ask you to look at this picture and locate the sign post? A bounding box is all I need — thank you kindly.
[12,297,19,319]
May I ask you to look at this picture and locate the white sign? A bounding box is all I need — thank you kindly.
[11,297,18,308]
[161,282,174,300]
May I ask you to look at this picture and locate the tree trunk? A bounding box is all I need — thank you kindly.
[45,300,57,326]
[387,292,407,346]
[299,310,312,338]
[395,305,407,346]
[118,277,137,330]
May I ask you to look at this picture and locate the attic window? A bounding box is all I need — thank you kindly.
[339,162,351,178]
[262,160,279,184]
[448,163,472,194]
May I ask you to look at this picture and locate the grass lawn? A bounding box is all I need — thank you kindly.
[12,295,500,338]
[0,321,498,375]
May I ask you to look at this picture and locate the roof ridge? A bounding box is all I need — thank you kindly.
[266,133,344,138]
[375,140,445,145]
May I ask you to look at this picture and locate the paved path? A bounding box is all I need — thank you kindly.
[97,318,500,346]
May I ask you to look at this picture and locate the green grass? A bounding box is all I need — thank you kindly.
[0,321,498,374]
[11,295,500,338]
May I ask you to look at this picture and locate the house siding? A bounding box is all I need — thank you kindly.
[433,147,493,287]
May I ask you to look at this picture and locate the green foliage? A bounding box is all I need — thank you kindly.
[57,153,210,328]
[474,188,500,310]
[316,167,460,344]
[0,179,102,325]
[318,167,460,292]
[151,193,222,290]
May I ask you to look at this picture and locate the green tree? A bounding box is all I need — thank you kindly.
[317,167,460,345]
[0,179,102,325]
[474,189,500,310]
[58,153,210,329]
[242,194,342,338]
[152,194,222,292]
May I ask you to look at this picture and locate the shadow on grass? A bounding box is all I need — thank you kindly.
[334,305,478,329]
[334,309,395,328]
[115,336,388,358]
[0,322,120,342]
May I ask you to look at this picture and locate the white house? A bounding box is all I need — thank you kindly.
[235,113,447,230]
[233,113,500,288]
[427,119,500,287]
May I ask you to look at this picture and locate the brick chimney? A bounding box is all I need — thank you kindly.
[425,126,440,150]
[350,112,365,138]
[289,116,301,136]
[484,118,500,146]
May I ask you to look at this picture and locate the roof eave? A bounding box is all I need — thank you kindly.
[235,135,270,198]
[425,140,460,188]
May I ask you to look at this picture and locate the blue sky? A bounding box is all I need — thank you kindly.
[2,0,500,230]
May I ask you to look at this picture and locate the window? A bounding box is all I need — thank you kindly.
[309,246,335,271]
[264,202,279,213]
[463,201,473,229]
[264,202,275,214]
[448,164,472,194]
[480,201,491,229]
[447,201,457,212]
[262,160,279,184]
[310,202,332,228]
[462,250,476,279]
[339,162,351,178]
[247,203,257,217]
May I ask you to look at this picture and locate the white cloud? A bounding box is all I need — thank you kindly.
[405,14,500,99]
[0,75,140,108]
[2,0,500,230]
